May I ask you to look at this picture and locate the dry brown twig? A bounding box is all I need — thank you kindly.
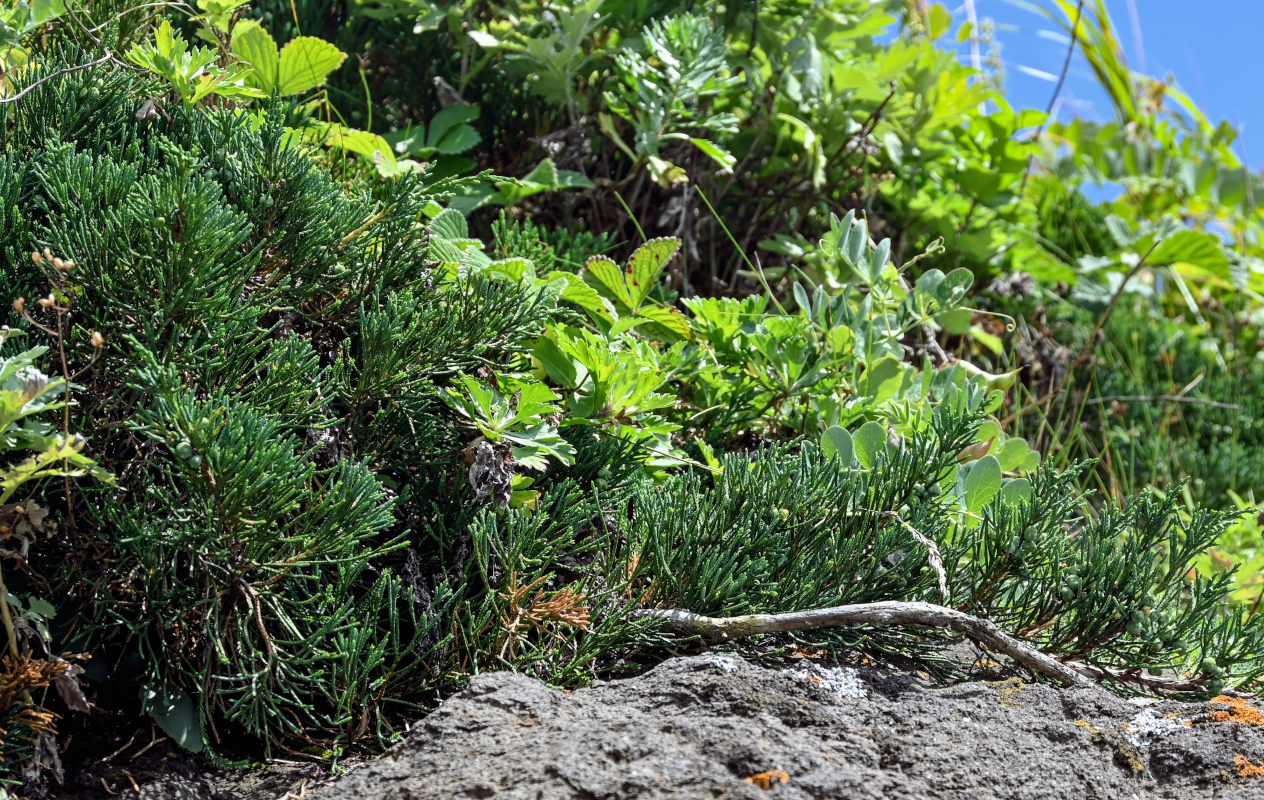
[497,573,591,659]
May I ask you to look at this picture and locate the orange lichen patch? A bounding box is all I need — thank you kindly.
[1209,696,1264,726]
[744,771,790,790]
[806,674,822,685]
[1234,755,1264,779]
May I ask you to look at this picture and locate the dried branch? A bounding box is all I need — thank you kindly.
[637,600,1093,687]
[0,53,113,105]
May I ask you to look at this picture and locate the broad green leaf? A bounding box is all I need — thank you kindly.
[626,238,681,309]
[533,338,582,388]
[277,36,346,95]
[486,257,535,282]
[607,317,646,337]
[852,421,887,469]
[635,305,691,340]
[324,127,395,163]
[1147,230,1229,274]
[429,208,469,241]
[935,268,973,307]
[521,158,560,187]
[427,105,479,141]
[584,256,632,307]
[859,356,904,406]
[142,684,203,754]
[996,438,1031,472]
[231,20,279,92]
[928,3,953,38]
[427,105,481,154]
[963,454,1001,514]
[999,478,1032,508]
[552,277,615,319]
[26,596,55,619]
[821,426,854,466]
[430,124,480,155]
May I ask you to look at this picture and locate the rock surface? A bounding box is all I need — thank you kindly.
[296,655,1264,800]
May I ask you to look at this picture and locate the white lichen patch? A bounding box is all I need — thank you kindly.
[1121,704,1191,748]
[794,665,868,700]
[703,655,739,674]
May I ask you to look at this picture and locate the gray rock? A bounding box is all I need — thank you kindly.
[305,655,1264,799]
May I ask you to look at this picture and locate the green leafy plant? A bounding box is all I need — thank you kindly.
[601,14,739,185]
[229,19,346,96]
[0,0,63,96]
[126,19,264,108]
[440,375,576,470]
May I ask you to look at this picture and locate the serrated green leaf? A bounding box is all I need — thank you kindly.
[635,305,691,340]
[429,208,469,241]
[486,257,535,282]
[25,596,55,619]
[324,126,395,163]
[626,238,681,309]
[548,273,615,319]
[1148,230,1228,273]
[689,137,735,171]
[584,256,631,307]
[277,36,346,95]
[521,158,561,187]
[231,20,279,92]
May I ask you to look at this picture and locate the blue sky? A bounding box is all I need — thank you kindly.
[957,1,1264,166]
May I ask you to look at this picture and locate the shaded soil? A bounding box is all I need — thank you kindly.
[47,654,1264,799]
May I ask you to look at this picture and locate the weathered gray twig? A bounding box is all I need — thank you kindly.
[884,512,949,602]
[0,52,113,104]
[637,600,1093,687]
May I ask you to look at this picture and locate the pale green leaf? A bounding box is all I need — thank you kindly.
[277,36,346,95]
[230,20,279,92]
[852,421,887,469]
[963,455,1002,514]
[821,426,854,466]
[635,305,692,340]
[584,256,632,307]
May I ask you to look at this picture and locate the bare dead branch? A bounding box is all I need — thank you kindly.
[0,52,113,105]
[637,600,1093,687]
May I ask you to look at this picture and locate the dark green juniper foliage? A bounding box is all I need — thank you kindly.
[952,462,1264,694]
[2,54,553,756]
